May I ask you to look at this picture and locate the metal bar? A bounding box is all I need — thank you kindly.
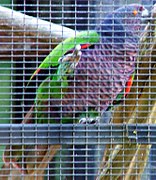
[0,124,155,145]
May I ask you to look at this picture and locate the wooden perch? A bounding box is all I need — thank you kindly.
[0,6,77,59]
[98,4,156,180]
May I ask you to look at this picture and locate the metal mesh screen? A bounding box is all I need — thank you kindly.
[0,0,155,179]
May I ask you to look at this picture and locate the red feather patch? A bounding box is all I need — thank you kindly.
[31,68,41,80]
[80,44,90,49]
[125,75,133,96]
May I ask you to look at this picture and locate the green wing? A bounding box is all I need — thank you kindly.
[33,31,100,123]
[35,46,81,123]
[29,30,100,81]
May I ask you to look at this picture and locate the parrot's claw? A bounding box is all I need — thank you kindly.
[58,44,82,65]
[79,117,100,124]
[75,44,81,52]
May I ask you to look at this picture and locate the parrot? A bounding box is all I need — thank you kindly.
[27,4,149,123]
[3,3,149,178]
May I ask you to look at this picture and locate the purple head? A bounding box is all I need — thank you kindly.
[116,4,149,35]
[97,4,149,44]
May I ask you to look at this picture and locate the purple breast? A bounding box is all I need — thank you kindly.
[61,43,137,116]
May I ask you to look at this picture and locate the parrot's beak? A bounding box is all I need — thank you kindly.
[141,8,149,18]
[141,8,151,23]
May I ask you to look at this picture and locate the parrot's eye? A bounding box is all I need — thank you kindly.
[133,10,138,16]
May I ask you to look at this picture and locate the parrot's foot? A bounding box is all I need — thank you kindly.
[79,116,100,124]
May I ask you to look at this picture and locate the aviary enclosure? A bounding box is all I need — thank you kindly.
[0,0,155,179]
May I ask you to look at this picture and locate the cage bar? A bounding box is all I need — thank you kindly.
[0,0,156,179]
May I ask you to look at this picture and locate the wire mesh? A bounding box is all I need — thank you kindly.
[0,0,155,179]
